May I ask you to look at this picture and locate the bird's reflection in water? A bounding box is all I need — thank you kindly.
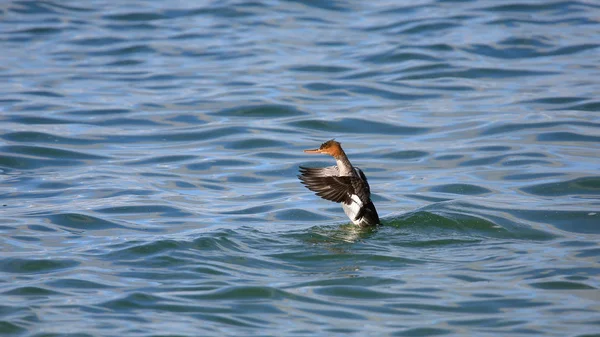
[307,222,379,247]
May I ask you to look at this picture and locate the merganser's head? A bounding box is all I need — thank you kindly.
[303,139,343,158]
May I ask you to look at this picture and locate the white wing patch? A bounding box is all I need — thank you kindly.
[342,194,364,225]
[350,194,363,208]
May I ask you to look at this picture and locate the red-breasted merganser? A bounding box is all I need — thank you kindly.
[298,139,380,227]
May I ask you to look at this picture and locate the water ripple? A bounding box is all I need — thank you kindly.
[289,118,429,135]
[1,0,599,335]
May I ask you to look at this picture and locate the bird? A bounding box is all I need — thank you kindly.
[298,139,380,227]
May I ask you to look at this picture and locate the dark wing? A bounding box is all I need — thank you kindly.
[351,167,372,205]
[355,200,380,225]
[353,168,370,194]
[298,166,353,204]
[300,166,339,177]
[350,168,379,224]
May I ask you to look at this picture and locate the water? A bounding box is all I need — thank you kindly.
[1,0,599,336]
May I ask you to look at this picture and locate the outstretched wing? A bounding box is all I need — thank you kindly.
[298,166,353,204]
[299,166,338,177]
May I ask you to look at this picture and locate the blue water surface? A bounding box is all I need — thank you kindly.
[1,1,599,336]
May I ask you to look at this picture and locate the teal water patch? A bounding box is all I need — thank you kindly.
[1,0,599,335]
[289,118,429,135]
[0,154,80,170]
[529,281,596,290]
[506,209,600,234]
[224,138,288,150]
[214,104,308,118]
[520,176,600,197]
[46,213,128,231]
[430,184,492,195]
[0,258,79,274]
[1,145,108,160]
[537,131,600,142]
[2,286,63,297]
[1,131,96,145]
[381,150,429,160]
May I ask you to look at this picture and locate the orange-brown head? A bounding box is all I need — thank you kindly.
[303,139,344,158]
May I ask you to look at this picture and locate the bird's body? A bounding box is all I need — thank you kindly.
[298,140,380,227]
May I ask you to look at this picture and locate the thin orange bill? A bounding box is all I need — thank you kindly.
[303,148,322,153]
